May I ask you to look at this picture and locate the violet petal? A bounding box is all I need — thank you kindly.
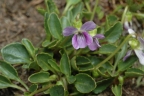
[88,42,98,51]
[95,34,105,39]
[124,21,130,30]
[94,38,101,47]
[88,38,101,51]
[128,29,136,37]
[63,27,77,36]
[83,32,93,45]
[138,37,144,49]
[134,49,144,65]
[72,35,79,49]
[81,21,96,31]
[123,50,132,61]
[77,34,87,48]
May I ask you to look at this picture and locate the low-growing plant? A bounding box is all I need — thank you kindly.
[0,0,144,96]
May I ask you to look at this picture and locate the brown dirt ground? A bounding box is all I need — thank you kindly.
[0,0,144,96]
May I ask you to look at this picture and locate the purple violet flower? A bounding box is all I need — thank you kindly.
[123,22,144,65]
[63,21,96,49]
[134,37,144,65]
[88,34,105,51]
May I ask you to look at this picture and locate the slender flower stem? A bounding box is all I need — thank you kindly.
[94,35,131,70]
[63,4,70,15]
[90,0,99,20]
[85,1,91,12]
[121,6,128,24]
[28,84,53,96]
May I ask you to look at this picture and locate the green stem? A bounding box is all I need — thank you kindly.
[94,35,131,70]
[121,6,128,24]
[18,79,29,91]
[85,1,91,12]
[90,0,99,20]
[28,84,53,96]
[11,84,26,92]
[63,3,70,15]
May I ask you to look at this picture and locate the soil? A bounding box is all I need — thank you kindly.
[0,0,144,96]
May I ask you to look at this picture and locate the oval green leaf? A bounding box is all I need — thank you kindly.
[37,53,53,71]
[29,84,38,92]
[67,75,76,84]
[125,68,144,77]
[76,56,91,65]
[48,13,62,39]
[72,2,83,19]
[74,73,96,93]
[22,38,36,58]
[118,56,137,72]
[0,61,19,81]
[61,16,71,29]
[93,78,114,94]
[28,72,50,83]
[50,85,64,96]
[105,22,123,43]
[60,52,71,76]
[1,43,31,64]
[48,59,60,72]
[98,44,117,54]
[0,75,12,88]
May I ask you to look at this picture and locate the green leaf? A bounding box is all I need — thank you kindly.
[44,12,51,40]
[60,52,71,76]
[21,38,36,58]
[1,43,31,64]
[98,44,117,54]
[66,10,73,24]
[76,56,91,65]
[67,75,76,84]
[0,61,19,81]
[0,61,28,90]
[96,6,104,20]
[125,68,144,77]
[28,72,50,83]
[118,56,137,72]
[29,84,38,92]
[93,78,113,94]
[88,56,102,66]
[72,2,83,19]
[42,40,57,47]
[48,59,61,72]
[115,43,128,66]
[74,73,96,93]
[106,15,118,26]
[61,16,71,29]
[0,75,12,88]
[46,0,59,13]
[89,56,112,69]
[48,39,62,48]
[48,13,62,39]
[105,22,123,43]
[29,61,40,70]
[78,64,94,71]
[112,84,122,96]
[50,85,64,96]
[98,62,113,77]
[71,56,79,71]
[37,8,46,16]
[37,53,53,71]
[67,0,81,5]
